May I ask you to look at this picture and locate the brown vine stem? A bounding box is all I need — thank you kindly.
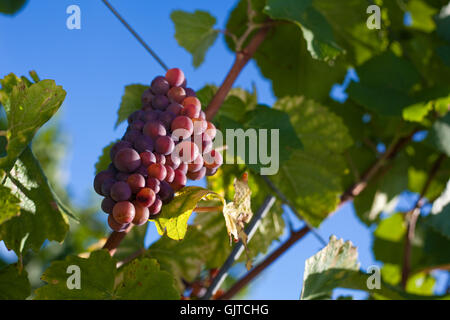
[218,130,417,300]
[401,153,445,289]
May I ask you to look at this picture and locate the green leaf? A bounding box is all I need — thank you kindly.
[95,140,117,175]
[0,185,21,225]
[426,203,450,239]
[0,103,7,158]
[436,14,450,42]
[407,0,437,32]
[152,186,223,240]
[348,52,421,117]
[115,258,179,300]
[35,250,117,300]
[425,113,450,156]
[0,264,30,299]
[115,84,147,128]
[0,77,67,171]
[264,0,342,61]
[170,10,219,68]
[270,97,353,226]
[0,0,27,15]
[146,226,211,291]
[0,147,69,254]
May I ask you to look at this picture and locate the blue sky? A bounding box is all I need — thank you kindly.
[0,0,443,299]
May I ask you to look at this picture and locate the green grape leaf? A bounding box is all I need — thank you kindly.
[407,0,437,32]
[0,103,7,158]
[146,226,211,291]
[264,0,342,61]
[436,14,450,42]
[115,258,179,300]
[0,0,27,15]
[302,236,449,300]
[436,45,450,67]
[115,84,147,128]
[0,147,69,254]
[0,77,66,172]
[94,140,117,175]
[348,52,421,116]
[0,185,21,225]
[35,250,117,300]
[153,186,224,240]
[425,113,450,156]
[426,203,450,239]
[171,10,219,68]
[270,97,353,227]
[0,264,30,299]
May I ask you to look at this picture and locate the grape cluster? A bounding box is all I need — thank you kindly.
[94,68,223,232]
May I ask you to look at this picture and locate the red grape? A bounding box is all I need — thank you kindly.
[149,197,163,216]
[101,198,116,214]
[188,155,204,173]
[171,116,193,140]
[140,151,156,166]
[174,141,199,163]
[155,135,175,155]
[151,76,170,95]
[127,173,146,194]
[94,170,115,195]
[136,187,156,207]
[147,163,167,181]
[108,214,128,232]
[146,177,161,194]
[143,120,166,139]
[113,148,141,173]
[132,202,150,226]
[171,170,187,191]
[203,150,223,170]
[165,165,175,183]
[165,68,185,87]
[113,201,135,224]
[187,167,206,181]
[167,87,186,103]
[110,181,132,202]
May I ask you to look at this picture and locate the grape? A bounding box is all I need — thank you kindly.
[158,181,174,204]
[159,111,176,129]
[123,129,142,143]
[101,198,116,214]
[140,151,156,166]
[135,165,149,178]
[177,162,188,174]
[101,178,116,197]
[192,133,213,154]
[132,202,150,226]
[141,89,154,108]
[146,177,161,194]
[142,110,160,122]
[133,135,154,153]
[149,197,163,216]
[130,119,145,131]
[167,87,186,103]
[151,76,170,95]
[113,201,135,224]
[185,88,196,97]
[188,155,204,173]
[94,170,116,195]
[128,110,145,124]
[200,111,206,120]
[206,167,218,176]
[165,165,175,183]
[110,181,132,202]
[115,172,130,182]
[155,136,175,155]
[143,120,166,139]
[203,150,223,170]
[187,167,206,181]
[114,148,141,173]
[147,163,167,181]
[127,173,146,194]
[205,121,217,139]
[182,96,201,109]
[166,154,181,170]
[136,187,156,207]
[108,214,128,232]
[155,153,166,164]
[167,103,183,116]
[182,104,201,119]
[171,116,193,140]
[165,68,185,87]
[192,118,207,135]
[152,95,169,110]
[110,141,132,160]
[174,141,200,163]
[171,170,187,191]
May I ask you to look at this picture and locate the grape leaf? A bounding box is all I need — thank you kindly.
[426,203,450,239]
[270,97,353,227]
[0,264,30,299]
[225,2,347,101]
[115,258,179,300]
[35,250,117,299]
[152,186,224,240]
[115,84,147,128]
[170,10,219,68]
[301,235,449,300]
[0,185,20,225]
[0,0,27,15]
[0,103,7,158]
[407,0,438,32]
[264,0,342,61]
[146,226,211,291]
[0,147,70,254]
[94,140,117,175]
[425,113,450,156]
[0,76,66,172]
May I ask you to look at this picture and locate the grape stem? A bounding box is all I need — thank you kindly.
[217,129,418,300]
